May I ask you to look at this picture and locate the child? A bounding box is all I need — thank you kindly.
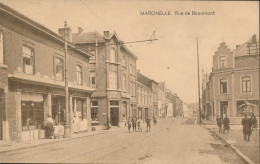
[137,118,142,132]
[53,123,60,139]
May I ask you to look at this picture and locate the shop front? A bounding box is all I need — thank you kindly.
[21,92,45,141]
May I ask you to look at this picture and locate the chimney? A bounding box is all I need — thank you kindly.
[78,27,83,35]
[103,31,110,39]
[58,21,72,42]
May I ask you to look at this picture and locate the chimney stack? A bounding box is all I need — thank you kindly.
[58,21,72,42]
[78,27,83,35]
[103,31,110,39]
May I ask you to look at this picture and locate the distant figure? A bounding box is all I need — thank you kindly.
[137,117,142,132]
[251,113,258,131]
[223,115,230,134]
[45,114,54,139]
[242,114,253,141]
[72,115,80,133]
[53,122,60,139]
[153,116,157,126]
[216,116,223,133]
[132,116,137,132]
[146,116,151,132]
[127,117,132,133]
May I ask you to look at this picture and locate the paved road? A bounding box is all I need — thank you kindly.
[0,118,244,163]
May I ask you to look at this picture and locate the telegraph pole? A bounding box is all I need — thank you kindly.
[197,37,202,125]
[64,21,71,138]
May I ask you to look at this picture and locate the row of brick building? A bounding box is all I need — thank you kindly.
[0,3,183,142]
[201,35,259,123]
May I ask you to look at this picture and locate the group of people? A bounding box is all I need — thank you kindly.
[127,115,157,133]
[216,114,230,134]
[216,113,258,142]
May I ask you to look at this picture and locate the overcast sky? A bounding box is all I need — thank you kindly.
[1,0,259,103]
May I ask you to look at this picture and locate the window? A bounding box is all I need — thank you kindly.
[0,31,3,64]
[21,101,44,130]
[123,74,126,92]
[110,48,116,63]
[132,66,135,76]
[130,64,133,74]
[220,79,227,93]
[219,56,226,68]
[91,101,98,121]
[89,72,95,88]
[23,46,34,75]
[76,65,82,85]
[242,76,251,92]
[89,51,96,63]
[133,82,135,96]
[54,57,64,80]
[122,56,127,68]
[109,71,117,89]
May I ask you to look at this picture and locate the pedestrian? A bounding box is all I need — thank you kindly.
[137,117,142,132]
[251,113,258,131]
[241,114,253,141]
[146,116,151,132]
[153,116,157,126]
[72,115,80,133]
[127,117,132,133]
[132,115,137,132]
[216,115,223,133]
[223,114,230,134]
[45,114,54,139]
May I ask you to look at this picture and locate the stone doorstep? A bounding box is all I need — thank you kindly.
[0,131,104,154]
[206,128,256,164]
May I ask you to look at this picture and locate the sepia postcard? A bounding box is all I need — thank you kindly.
[0,0,259,163]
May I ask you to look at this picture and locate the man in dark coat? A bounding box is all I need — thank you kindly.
[132,116,137,132]
[223,115,230,134]
[241,114,253,141]
[146,116,151,132]
[216,116,223,133]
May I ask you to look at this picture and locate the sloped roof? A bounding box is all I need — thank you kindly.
[234,38,259,57]
[72,32,105,44]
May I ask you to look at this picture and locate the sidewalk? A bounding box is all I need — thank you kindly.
[202,120,260,164]
[0,130,104,154]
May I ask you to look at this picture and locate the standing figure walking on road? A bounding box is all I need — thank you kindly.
[146,116,151,132]
[132,115,137,132]
[127,117,132,133]
[45,114,54,139]
[216,115,223,133]
[153,116,157,126]
[223,115,230,134]
[241,114,253,141]
[137,117,142,132]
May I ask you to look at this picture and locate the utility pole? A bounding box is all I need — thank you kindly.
[64,21,71,138]
[197,37,202,125]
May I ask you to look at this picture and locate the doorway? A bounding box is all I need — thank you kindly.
[110,107,119,126]
[220,101,228,118]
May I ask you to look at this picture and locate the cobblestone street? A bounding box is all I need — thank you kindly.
[0,118,245,163]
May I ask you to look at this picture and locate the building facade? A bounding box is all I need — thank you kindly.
[202,36,259,123]
[0,3,93,141]
[137,71,158,121]
[158,82,167,118]
[72,29,138,128]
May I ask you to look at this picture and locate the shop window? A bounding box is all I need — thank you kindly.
[91,101,98,121]
[22,46,34,75]
[0,31,3,64]
[242,76,251,92]
[220,78,227,94]
[52,96,65,125]
[219,56,226,68]
[76,65,82,85]
[237,100,259,117]
[21,101,44,131]
[54,57,64,80]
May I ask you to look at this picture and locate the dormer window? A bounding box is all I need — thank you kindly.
[219,56,226,68]
[110,47,116,63]
[22,46,34,75]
